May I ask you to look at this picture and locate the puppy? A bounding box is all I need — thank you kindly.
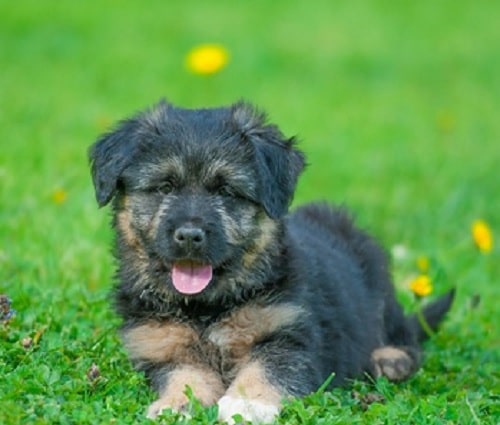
[89,100,454,424]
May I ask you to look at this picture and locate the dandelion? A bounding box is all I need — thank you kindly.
[185,44,229,75]
[472,220,493,253]
[52,188,67,205]
[409,275,433,298]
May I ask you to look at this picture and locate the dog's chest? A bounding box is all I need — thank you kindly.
[123,302,303,379]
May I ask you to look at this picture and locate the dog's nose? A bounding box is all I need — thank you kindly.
[173,225,206,250]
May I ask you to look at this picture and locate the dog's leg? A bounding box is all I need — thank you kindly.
[370,346,420,381]
[122,320,224,418]
[208,303,317,423]
[371,298,424,382]
[146,364,225,418]
[217,360,283,425]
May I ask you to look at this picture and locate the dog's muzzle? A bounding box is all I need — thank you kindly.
[173,224,206,252]
[170,223,213,295]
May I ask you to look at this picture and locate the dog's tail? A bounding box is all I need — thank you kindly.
[409,289,455,343]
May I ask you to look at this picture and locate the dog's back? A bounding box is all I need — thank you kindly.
[283,203,393,383]
[285,202,453,384]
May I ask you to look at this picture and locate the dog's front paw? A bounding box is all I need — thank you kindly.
[146,399,167,419]
[146,400,172,419]
[217,395,279,424]
[146,395,188,419]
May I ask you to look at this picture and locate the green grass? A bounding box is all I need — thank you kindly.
[1,0,498,423]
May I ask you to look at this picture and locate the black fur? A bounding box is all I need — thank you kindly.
[89,100,454,422]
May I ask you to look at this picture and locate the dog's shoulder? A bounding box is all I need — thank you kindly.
[287,202,388,263]
[284,202,392,299]
[285,202,359,256]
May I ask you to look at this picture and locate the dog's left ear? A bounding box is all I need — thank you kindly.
[88,118,142,207]
[232,103,306,218]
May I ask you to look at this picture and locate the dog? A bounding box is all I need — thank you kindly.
[89,100,454,424]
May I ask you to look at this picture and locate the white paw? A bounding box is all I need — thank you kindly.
[217,395,280,424]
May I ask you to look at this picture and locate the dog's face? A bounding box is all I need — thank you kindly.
[89,101,305,304]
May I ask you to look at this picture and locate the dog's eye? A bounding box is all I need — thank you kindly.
[207,175,239,198]
[157,180,175,194]
[217,184,235,197]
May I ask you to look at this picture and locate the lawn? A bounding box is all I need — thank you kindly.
[1,1,498,424]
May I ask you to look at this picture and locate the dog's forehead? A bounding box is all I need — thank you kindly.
[118,103,263,193]
[125,138,256,192]
[145,151,253,182]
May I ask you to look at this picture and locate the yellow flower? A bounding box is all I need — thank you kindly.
[52,188,67,205]
[185,44,229,75]
[472,220,493,253]
[410,275,433,298]
[416,256,430,273]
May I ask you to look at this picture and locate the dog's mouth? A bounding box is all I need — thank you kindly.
[171,260,213,295]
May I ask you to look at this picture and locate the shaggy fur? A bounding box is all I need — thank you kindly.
[89,100,454,424]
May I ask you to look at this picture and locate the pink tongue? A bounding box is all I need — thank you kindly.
[171,262,213,294]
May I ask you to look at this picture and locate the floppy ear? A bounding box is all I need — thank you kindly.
[88,118,141,207]
[89,100,172,207]
[231,102,306,218]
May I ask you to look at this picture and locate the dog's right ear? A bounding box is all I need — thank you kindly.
[88,119,141,207]
[89,100,172,207]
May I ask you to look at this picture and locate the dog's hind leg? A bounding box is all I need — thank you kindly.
[371,290,455,382]
[370,345,421,381]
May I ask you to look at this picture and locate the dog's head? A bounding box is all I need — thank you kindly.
[89,100,305,302]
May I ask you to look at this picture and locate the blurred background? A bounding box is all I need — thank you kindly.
[2,1,498,227]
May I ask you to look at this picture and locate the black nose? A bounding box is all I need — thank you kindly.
[173,225,206,250]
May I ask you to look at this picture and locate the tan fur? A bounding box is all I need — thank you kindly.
[218,207,242,245]
[147,199,170,241]
[141,156,186,186]
[148,365,225,416]
[203,158,257,195]
[242,215,278,268]
[116,201,154,293]
[204,160,239,182]
[224,360,283,406]
[123,321,200,364]
[208,303,303,361]
[371,346,414,381]
[117,201,143,251]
